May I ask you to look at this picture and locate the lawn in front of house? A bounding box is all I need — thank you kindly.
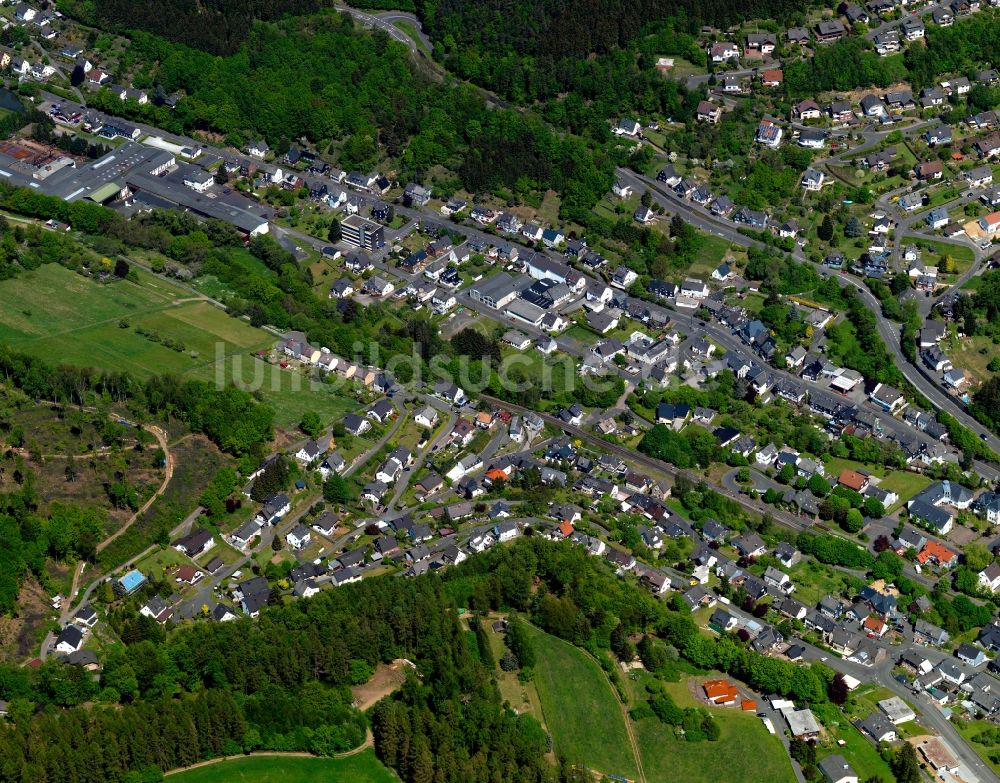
[877,471,934,512]
[900,235,975,266]
[823,457,931,511]
[956,718,1000,775]
[135,543,194,581]
[789,560,864,608]
[204,355,362,429]
[942,333,1000,386]
[683,234,733,278]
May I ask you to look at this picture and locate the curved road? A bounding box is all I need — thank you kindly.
[334,5,433,53]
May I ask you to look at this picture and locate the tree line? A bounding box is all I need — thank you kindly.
[0,563,598,783]
[0,349,273,458]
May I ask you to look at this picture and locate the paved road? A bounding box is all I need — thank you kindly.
[620,164,1000,463]
[478,393,826,538]
[721,466,785,496]
[864,5,944,41]
[384,404,455,511]
[333,5,430,53]
[371,10,434,52]
[720,601,995,782]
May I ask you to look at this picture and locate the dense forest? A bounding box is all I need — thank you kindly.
[419,0,801,96]
[62,0,323,55]
[780,12,1000,98]
[0,347,272,610]
[784,39,908,99]
[905,14,1000,92]
[0,348,273,458]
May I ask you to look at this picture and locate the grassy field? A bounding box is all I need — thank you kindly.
[900,235,975,266]
[210,354,361,428]
[878,471,934,512]
[942,333,999,385]
[956,718,1000,775]
[168,751,398,782]
[824,457,931,511]
[525,623,639,780]
[686,234,732,278]
[538,189,562,226]
[0,264,266,374]
[790,560,861,608]
[485,620,546,725]
[0,263,359,428]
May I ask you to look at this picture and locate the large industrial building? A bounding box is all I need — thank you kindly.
[0,141,272,238]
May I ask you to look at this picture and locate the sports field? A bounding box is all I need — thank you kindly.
[167,750,398,782]
[0,264,268,374]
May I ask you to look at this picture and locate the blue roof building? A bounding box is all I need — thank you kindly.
[117,569,147,595]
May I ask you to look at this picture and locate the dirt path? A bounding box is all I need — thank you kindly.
[162,729,375,777]
[96,424,173,554]
[66,560,87,608]
[36,420,175,662]
[9,445,115,460]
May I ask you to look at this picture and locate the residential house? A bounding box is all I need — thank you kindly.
[255,493,290,526]
[858,714,896,744]
[697,101,722,123]
[709,42,739,63]
[819,756,858,783]
[815,19,846,41]
[916,160,944,180]
[802,169,825,191]
[958,643,988,667]
[173,528,215,558]
[734,532,766,559]
[756,120,783,148]
[793,99,822,120]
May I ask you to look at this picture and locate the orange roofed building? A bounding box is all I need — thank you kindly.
[916,541,957,568]
[703,679,739,705]
[484,468,508,484]
[838,469,869,492]
[761,69,783,87]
